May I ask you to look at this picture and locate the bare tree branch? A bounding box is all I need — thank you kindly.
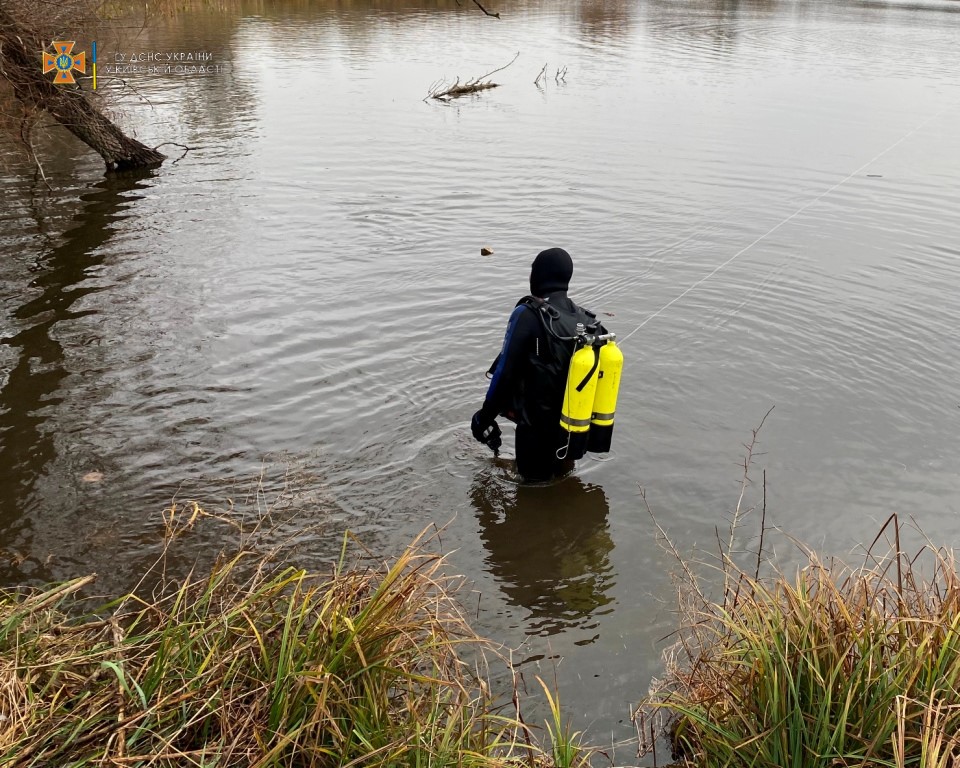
[153,141,200,165]
[426,51,519,101]
[474,50,519,81]
[471,0,500,18]
[534,63,548,87]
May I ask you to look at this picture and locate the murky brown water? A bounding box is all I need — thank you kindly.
[2,0,959,756]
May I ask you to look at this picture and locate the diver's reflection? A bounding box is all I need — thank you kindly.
[471,472,615,639]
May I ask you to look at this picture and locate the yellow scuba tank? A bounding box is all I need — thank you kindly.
[587,339,623,454]
[560,324,601,460]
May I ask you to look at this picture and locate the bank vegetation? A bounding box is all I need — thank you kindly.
[0,503,590,767]
[6,421,960,767]
[637,425,960,768]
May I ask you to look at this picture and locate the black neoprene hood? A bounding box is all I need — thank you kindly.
[530,248,574,296]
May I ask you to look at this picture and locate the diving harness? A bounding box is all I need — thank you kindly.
[533,300,625,461]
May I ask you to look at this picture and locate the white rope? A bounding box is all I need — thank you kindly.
[619,107,947,346]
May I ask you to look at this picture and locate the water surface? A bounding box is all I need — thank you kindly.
[2,0,959,755]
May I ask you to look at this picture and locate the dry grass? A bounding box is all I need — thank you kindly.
[0,501,592,767]
[636,416,960,768]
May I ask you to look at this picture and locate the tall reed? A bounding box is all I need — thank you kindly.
[0,505,591,767]
[639,499,960,767]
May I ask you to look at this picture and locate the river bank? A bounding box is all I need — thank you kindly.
[1,502,593,767]
[3,0,959,751]
[7,496,960,767]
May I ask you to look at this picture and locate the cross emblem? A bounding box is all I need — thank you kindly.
[43,41,87,85]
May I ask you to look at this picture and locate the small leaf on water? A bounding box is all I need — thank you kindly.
[480,247,494,256]
[82,471,104,483]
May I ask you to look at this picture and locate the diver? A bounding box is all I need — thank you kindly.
[471,247,609,482]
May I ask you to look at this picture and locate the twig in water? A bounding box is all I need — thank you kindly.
[651,720,658,766]
[634,709,645,756]
[153,141,198,164]
[471,0,501,17]
[642,486,707,611]
[509,653,537,765]
[473,51,520,82]
[98,75,157,109]
[534,63,548,87]
[20,117,52,192]
[755,468,767,582]
[30,144,52,191]
[426,51,519,101]
[723,405,774,584]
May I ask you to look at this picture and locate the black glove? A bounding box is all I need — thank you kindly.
[471,410,502,455]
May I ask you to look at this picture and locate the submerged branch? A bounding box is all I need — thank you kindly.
[153,141,200,164]
[426,51,519,101]
[534,63,548,87]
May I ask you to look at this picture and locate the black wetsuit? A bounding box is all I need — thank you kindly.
[480,305,605,483]
[475,247,604,481]
[478,292,578,480]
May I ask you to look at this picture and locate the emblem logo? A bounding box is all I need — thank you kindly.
[43,41,87,85]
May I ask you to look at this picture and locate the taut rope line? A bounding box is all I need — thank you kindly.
[619,107,947,346]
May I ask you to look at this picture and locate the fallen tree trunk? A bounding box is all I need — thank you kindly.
[0,4,165,172]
